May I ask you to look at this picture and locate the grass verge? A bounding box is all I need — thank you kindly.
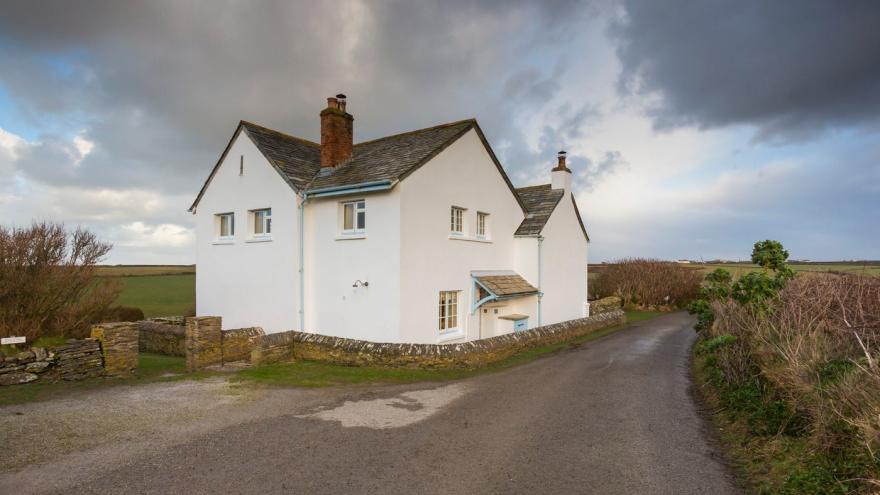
[232,310,665,388]
[0,353,204,407]
[692,348,875,494]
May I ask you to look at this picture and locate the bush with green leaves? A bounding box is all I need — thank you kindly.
[690,240,796,331]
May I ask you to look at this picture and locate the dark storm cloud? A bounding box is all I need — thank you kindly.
[0,0,591,195]
[612,0,880,141]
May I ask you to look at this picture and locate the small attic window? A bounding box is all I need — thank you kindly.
[239,155,244,176]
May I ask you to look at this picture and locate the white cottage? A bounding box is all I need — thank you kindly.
[190,95,589,344]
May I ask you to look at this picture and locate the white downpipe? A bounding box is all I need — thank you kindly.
[537,235,544,327]
[298,193,308,331]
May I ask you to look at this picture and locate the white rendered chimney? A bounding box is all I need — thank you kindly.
[551,150,571,193]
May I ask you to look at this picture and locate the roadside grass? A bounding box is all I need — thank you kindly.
[112,274,195,317]
[232,310,665,388]
[692,351,873,494]
[0,353,201,407]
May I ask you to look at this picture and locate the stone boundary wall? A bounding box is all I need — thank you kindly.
[290,310,626,369]
[250,331,296,366]
[590,296,623,315]
[0,339,104,386]
[137,320,186,356]
[185,316,222,371]
[221,327,265,363]
[91,322,139,376]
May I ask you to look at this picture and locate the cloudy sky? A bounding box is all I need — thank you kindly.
[1,0,878,263]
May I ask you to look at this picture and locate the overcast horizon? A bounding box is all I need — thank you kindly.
[1,1,878,264]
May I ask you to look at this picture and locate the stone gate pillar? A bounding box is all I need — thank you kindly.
[185,316,222,371]
[91,322,139,376]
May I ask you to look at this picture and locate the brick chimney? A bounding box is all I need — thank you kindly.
[551,150,571,192]
[320,94,353,168]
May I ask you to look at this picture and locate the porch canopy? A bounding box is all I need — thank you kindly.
[470,270,539,314]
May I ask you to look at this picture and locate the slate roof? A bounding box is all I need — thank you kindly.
[190,118,527,213]
[474,273,539,297]
[241,121,321,191]
[513,184,590,241]
[513,184,565,236]
[307,119,475,190]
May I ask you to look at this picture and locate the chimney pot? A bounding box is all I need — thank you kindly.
[554,150,569,171]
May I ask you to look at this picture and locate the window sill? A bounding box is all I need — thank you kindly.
[336,233,367,241]
[246,237,272,243]
[212,240,235,245]
[438,330,465,343]
[448,234,492,243]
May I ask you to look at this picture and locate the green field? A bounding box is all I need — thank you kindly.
[98,265,195,317]
[699,262,880,277]
[589,261,880,281]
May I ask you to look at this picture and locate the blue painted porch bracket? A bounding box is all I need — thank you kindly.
[470,275,498,314]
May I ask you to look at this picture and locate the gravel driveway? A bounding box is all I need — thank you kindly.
[0,312,741,494]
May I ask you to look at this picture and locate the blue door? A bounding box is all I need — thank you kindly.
[514,318,529,332]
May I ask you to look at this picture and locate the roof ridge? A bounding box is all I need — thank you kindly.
[353,118,476,147]
[515,183,552,191]
[240,120,320,148]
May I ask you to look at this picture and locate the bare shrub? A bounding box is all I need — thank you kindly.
[0,222,120,340]
[592,258,703,309]
[705,273,880,484]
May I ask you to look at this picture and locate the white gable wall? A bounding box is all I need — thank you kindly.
[194,131,300,332]
[538,195,589,324]
[303,189,402,342]
[399,129,527,344]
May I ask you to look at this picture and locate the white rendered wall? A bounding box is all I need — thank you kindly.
[537,195,589,324]
[399,129,527,344]
[194,131,300,332]
[303,189,401,342]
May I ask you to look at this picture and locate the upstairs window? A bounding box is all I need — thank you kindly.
[252,208,271,237]
[438,291,459,333]
[477,212,489,238]
[217,213,234,240]
[450,206,464,234]
[342,200,366,234]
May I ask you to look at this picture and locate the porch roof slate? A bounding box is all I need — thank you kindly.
[475,273,539,298]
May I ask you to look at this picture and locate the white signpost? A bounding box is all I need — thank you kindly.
[1,336,26,345]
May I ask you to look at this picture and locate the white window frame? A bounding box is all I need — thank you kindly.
[251,208,272,238]
[341,199,366,235]
[477,211,489,238]
[438,290,460,337]
[450,206,465,235]
[216,212,235,241]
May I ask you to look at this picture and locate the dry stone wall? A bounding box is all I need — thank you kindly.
[0,339,103,386]
[91,322,139,377]
[138,320,186,356]
[590,296,623,315]
[222,327,265,363]
[185,316,222,371]
[245,310,626,369]
[250,331,296,366]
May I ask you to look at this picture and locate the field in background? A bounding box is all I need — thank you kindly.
[590,261,880,280]
[98,266,195,318]
[96,265,195,277]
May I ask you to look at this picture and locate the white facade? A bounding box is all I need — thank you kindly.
[193,123,589,343]
[194,130,300,332]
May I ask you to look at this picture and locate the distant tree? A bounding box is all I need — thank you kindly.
[751,240,789,271]
[0,222,120,340]
[690,240,798,330]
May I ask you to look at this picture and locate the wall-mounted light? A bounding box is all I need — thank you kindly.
[352,280,369,288]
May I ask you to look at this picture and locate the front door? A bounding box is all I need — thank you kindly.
[514,318,529,332]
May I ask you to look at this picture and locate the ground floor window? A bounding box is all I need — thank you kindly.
[438,291,459,333]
